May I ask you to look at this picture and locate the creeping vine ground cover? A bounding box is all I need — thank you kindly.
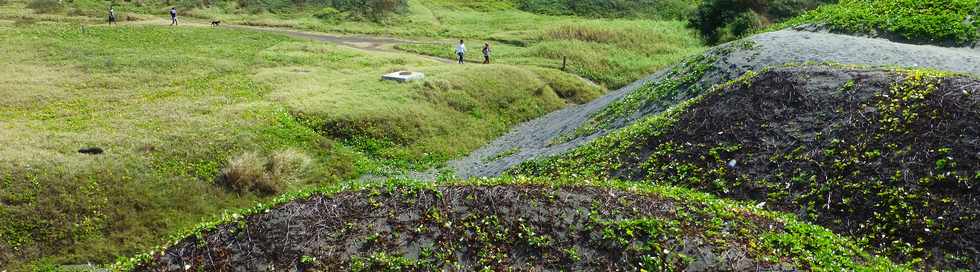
[776,0,980,45]
[117,177,902,271]
[515,65,980,269]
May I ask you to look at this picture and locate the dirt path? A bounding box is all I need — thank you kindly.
[223,24,461,64]
[446,29,980,179]
[127,18,455,63]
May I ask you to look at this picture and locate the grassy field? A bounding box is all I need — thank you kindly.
[0,20,601,271]
[49,0,707,89]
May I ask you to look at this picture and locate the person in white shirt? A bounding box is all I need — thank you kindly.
[170,7,178,26]
[455,40,466,64]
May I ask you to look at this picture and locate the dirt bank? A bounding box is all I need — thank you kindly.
[516,66,980,269]
[131,181,895,271]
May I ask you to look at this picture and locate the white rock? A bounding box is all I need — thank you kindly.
[382,71,425,82]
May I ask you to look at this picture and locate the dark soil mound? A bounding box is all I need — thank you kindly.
[128,181,895,271]
[517,66,980,269]
[450,30,980,179]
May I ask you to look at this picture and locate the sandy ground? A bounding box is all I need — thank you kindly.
[447,29,980,179]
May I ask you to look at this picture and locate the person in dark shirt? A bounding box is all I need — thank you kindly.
[482,43,491,64]
[108,7,117,25]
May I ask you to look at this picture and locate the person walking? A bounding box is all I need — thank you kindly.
[108,7,117,26]
[482,43,491,64]
[455,40,466,64]
[169,7,178,26]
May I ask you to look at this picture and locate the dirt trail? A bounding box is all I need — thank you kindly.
[447,29,980,179]
[127,18,454,63]
[224,24,468,65]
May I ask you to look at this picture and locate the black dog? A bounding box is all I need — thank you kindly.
[78,147,104,155]
[211,20,221,27]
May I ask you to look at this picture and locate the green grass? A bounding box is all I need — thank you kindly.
[114,176,905,271]
[54,0,706,89]
[397,19,705,88]
[775,0,980,45]
[0,20,598,269]
[9,0,708,89]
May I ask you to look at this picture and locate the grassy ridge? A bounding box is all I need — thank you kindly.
[94,0,707,89]
[397,20,705,88]
[0,21,599,269]
[776,0,980,45]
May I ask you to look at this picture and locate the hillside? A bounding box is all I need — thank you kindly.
[0,0,708,269]
[4,0,980,270]
[452,29,980,179]
[515,66,980,268]
[122,178,901,271]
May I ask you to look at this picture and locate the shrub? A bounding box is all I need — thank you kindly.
[267,149,313,184]
[517,0,698,20]
[27,0,63,14]
[220,152,273,194]
[219,150,312,195]
[66,8,86,17]
[0,0,9,6]
[333,0,408,22]
[313,6,341,20]
[689,0,834,44]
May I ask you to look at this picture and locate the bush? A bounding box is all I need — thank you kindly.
[313,6,341,20]
[219,150,312,195]
[0,0,9,6]
[689,0,834,44]
[331,0,408,21]
[517,0,697,20]
[267,149,313,184]
[235,0,406,21]
[27,0,63,14]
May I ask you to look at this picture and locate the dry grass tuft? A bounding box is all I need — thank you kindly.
[220,150,312,195]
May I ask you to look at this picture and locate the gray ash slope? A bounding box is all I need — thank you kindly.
[450,29,980,178]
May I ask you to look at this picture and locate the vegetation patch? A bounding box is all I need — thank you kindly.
[515,66,980,269]
[512,0,698,20]
[550,40,757,146]
[119,178,901,271]
[689,0,833,44]
[775,0,980,45]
